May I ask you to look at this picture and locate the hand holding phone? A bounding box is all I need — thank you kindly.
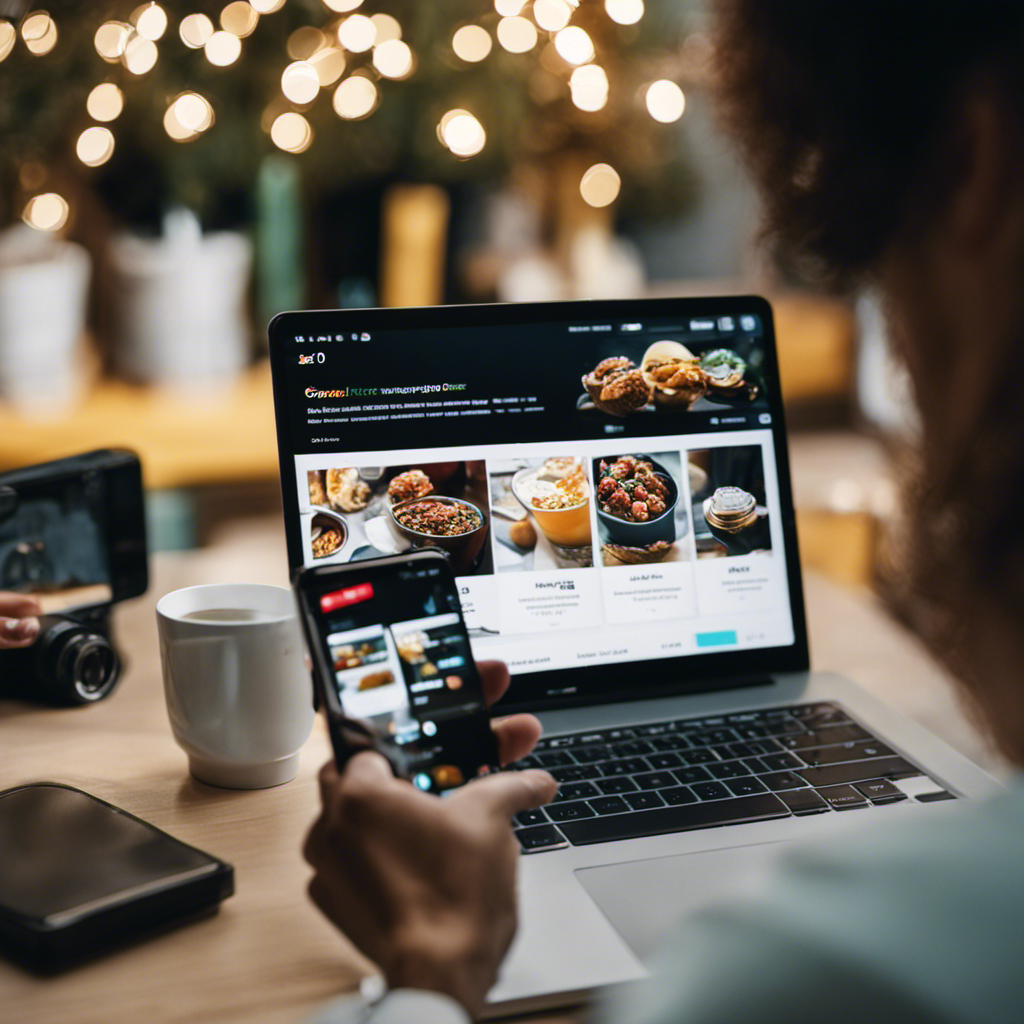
[294,551,499,793]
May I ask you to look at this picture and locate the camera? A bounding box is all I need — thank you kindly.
[0,450,148,706]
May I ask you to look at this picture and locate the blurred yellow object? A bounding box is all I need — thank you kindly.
[380,184,449,307]
[796,508,878,590]
[772,293,856,402]
[0,360,281,489]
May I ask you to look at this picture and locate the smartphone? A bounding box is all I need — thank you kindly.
[294,551,499,793]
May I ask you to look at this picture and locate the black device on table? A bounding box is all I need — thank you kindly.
[0,449,148,705]
[294,551,499,793]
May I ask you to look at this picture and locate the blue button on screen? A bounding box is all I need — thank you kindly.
[696,630,738,648]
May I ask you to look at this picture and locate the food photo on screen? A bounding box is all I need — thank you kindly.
[689,446,772,558]
[577,333,767,418]
[488,456,594,572]
[592,452,693,566]
[302,462,493,576]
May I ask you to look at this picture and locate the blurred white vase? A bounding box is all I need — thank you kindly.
[109,209,252,387]
[0,226,91,415]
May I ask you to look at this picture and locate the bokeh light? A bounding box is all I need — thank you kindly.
[370,14,401,43]
[173,91,214,132]
[337,14,376,52]
[333,75,378,119]
[533,0,572,32]
[250,0,286,12]
[497,16,537,53]
[570,64,609,111]
[287,26,325,60]
[310,47,346,86]
[270,112,312,153]
[323,0,363,10]
[86,83,124,122]
[645,79,685,122]
[23,193,70,232]
[0,21,15,62]
[282,61,320,104]
[123,35,158,75]
[132,4,167,41]
[22,12,57,56]
[605,0,644,25]
[205,30,242,66]
[495,0,526,15]
[372,38,413,79]
[580,163,621,207]
[95,21,131,62]
[179,13,213,48]
[554,26,594,64]
[452,25,491,63]
[164,103,196,142]
[441,111,486,158]
[221,1,258,38]
[76,126,116,167]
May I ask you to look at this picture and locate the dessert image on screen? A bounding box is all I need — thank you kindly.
[592,452,693,567]
[488,456,594,572]
[689,446,772,558]
[303,462,493,577]
[577,335,766,418]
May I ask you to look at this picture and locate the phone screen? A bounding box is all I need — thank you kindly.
[298,554,498,793]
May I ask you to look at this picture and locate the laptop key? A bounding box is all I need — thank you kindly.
[798,740,895,767]
[761,752,803,772]
[855,779,908,804]
[647,752,684,770]
[775,788,830,815]
[573,745,613,763]
[558,793,790,846]
[781,724,871,749]
[673,766,712,785]
[635,771,678,790]
[799,756,920,789]
[624,791,666,811]
[552,781,600,803]
[651,735,691,751]
[681,749,719,766]
[724,776,769,797]
[761,771,807,791]
[600,758,650,776]
[590,796,630,816]
[536,751,576,768]
[817,784,869,810]
[612,740,655,757]
[517,824,569,852]
[547,801,597,823]
[660,786,698,806]
[742,756,768,774]
[549,765,602,782]
[514,808,549,827]
[597,776,639,795]
[734,724,772,739]
[708,760,750,780]
[692,781,731,801]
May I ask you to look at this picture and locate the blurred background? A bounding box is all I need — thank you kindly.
[0,0,909,596]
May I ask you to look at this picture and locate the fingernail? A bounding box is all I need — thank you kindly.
[10,618,39,640]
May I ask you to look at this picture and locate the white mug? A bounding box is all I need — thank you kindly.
[156,583,314,789]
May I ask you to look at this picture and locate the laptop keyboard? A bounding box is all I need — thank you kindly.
[510,701,953,853]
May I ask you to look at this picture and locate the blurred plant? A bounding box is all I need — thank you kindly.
[0,0,701,233]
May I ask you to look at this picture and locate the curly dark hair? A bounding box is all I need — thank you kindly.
[712,0,1024,282]
[711,1,1024,762]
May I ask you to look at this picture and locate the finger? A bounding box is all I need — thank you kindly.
[341,749,397,791]
[478,660,511,709]
[0,594,41,618]
[318,759,340,806]
[492,713,543,766]
[453,768,558,820]
[0,616,39,649]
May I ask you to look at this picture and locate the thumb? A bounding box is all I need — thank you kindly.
[454,769,558,821]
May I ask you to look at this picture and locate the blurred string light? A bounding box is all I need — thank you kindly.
[580,162,620,206]
[174,91,214,132]
[132,4,167,42]
[337,14,376,52]
[221,1,258,38]
[282,60,320,104]
[554,26,593,64]
[605,0,644,25]
[323,0,363,11]
[76,126,115,167]
[179,13,213,49]
[439,110,486,158]
[310,46,346,86]
[86,83,124,121]
[271,111,312,152]
[205,29,241,66]
[452,24,491,63]
[22,11,57,55]
[370,14,401,43]
[645,79,684,122]
[1,21,18,62]
[123,34,158,75]
[372,38,413,79]
[332,74,377,119]
[95,21,130,61]
[497,16,536,53]
[23,193,69,232]
[288,26,324,60]
[249,0,286,12]
[533,0,572,32]
[495,0,525,15]
[570,63,608,111]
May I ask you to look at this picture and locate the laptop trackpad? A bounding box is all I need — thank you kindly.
[575,842,781,963]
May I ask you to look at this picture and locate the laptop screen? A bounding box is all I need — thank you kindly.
[269,297,808,713]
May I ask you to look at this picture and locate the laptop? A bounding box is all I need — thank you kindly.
[268,296,997,1017]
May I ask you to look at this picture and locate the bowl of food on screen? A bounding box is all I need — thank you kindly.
[308,468,372,513]
[511,458,592,549]
[594,455,679,546]
[310,510,348,559]
[388,496,488,573]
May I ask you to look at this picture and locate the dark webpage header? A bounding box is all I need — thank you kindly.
[283,315,772,453]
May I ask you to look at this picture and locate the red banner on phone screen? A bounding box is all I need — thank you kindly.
[320,582,374,613]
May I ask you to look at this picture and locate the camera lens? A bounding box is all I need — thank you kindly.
[69,638,119,699]
[28,616,122,706]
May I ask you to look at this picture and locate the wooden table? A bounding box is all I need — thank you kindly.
[0,519,1003,1024]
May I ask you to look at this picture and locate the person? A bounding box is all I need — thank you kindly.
[303,3,1024,1021]
[0,592,40,649]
